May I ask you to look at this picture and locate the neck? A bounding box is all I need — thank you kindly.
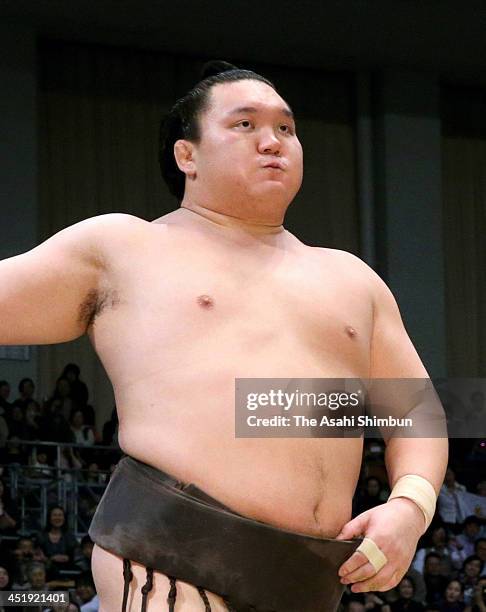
[180,200,285,236]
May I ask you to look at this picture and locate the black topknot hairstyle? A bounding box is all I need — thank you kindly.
[159,60,275,201]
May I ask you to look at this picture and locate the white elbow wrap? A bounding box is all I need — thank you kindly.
[388,474,437,531]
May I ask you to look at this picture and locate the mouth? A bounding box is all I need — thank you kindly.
[262,160,286,171]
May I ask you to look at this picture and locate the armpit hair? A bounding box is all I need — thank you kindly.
[78,288,119,330]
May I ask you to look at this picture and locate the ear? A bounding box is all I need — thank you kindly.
[174,139,197,178]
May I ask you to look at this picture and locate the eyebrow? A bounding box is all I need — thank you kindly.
[226,105,295,119]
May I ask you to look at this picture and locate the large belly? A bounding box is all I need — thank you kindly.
[114,352,363,538]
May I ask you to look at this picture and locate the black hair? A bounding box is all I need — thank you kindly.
[0,381,9,388]
[62,363,80,378]
[18,378,34,394]
[445,578,463,592]
[464,514,481,526]
[400,574,416,591]
[159,60,276,201]
[463,554,484,573]
[45,505,68,532]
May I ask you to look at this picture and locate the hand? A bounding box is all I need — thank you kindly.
[51,554,69,563]
[336,498,424,593]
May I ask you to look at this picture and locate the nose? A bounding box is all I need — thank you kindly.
[257,128,281,155]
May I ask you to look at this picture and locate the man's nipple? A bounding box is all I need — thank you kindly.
[197,294,214,308]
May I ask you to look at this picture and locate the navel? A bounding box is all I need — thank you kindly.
[197,294,214,309]
[345,325,357,338]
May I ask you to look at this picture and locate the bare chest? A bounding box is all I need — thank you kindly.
[92,241,373,380]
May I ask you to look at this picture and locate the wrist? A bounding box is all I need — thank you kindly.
[387,496,426,535]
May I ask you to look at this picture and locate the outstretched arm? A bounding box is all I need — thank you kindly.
[0,217,105,345]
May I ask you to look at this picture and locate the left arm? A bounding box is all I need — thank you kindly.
[337,261,448,593]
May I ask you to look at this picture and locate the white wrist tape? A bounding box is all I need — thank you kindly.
[388,474,437,531]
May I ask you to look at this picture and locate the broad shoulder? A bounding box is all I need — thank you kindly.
[309,246,396,308]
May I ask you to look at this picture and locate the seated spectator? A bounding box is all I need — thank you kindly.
[469,576,486,612]
[457,556,484,606]
[44,377,76,424]
[0,565,14,593]
[24,400,42,441]
[4,436,28,464]
[29,447,54,478]
[456,517,482,559]
[12,537,44,586]
[414,525,454,576]
[474,539,486,577]
[0,381,12,415]
[6,404,26,439]
[0,411,9,463]
[438,468,467,530]
[74,536,93,573]
[74,572,98,611]
[13,378,36,412]
[382,576,425,611]
[0,477,19,536]
[353,476,387,515]
[35,506,79,580]
[423,552,450,607]
[438,579,466,611]
[62,364,88,404]
[70,410,95,447]
[23,562,49,591]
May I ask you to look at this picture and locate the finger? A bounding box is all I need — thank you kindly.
[338,550,369,578]
[340,561,376,585]
[350,569,396,594]
[336,514,368,541]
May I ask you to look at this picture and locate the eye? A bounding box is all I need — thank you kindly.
[236,119,253,129]
[279,124,294,135]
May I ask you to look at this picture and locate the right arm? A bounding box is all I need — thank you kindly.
[0,213,141,345]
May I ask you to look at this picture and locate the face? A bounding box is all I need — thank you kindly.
[37,452,48,464]
[0,567,8,589]
[398,578,414,599]
[432,527,446,546]
[465,522,480,538]
[347,603,365,612]
[30,567,45,588]
[425,557,441,575]
[444,468,455,486]
[72,411,84,427]
[465,559,481,578]
[18,539,34,556]
[445,581,462,602]
[22,381,35,397]
[180,80,303,224]
[0,384,9,400]
[476,541,486,561]
[50,508,65,528]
